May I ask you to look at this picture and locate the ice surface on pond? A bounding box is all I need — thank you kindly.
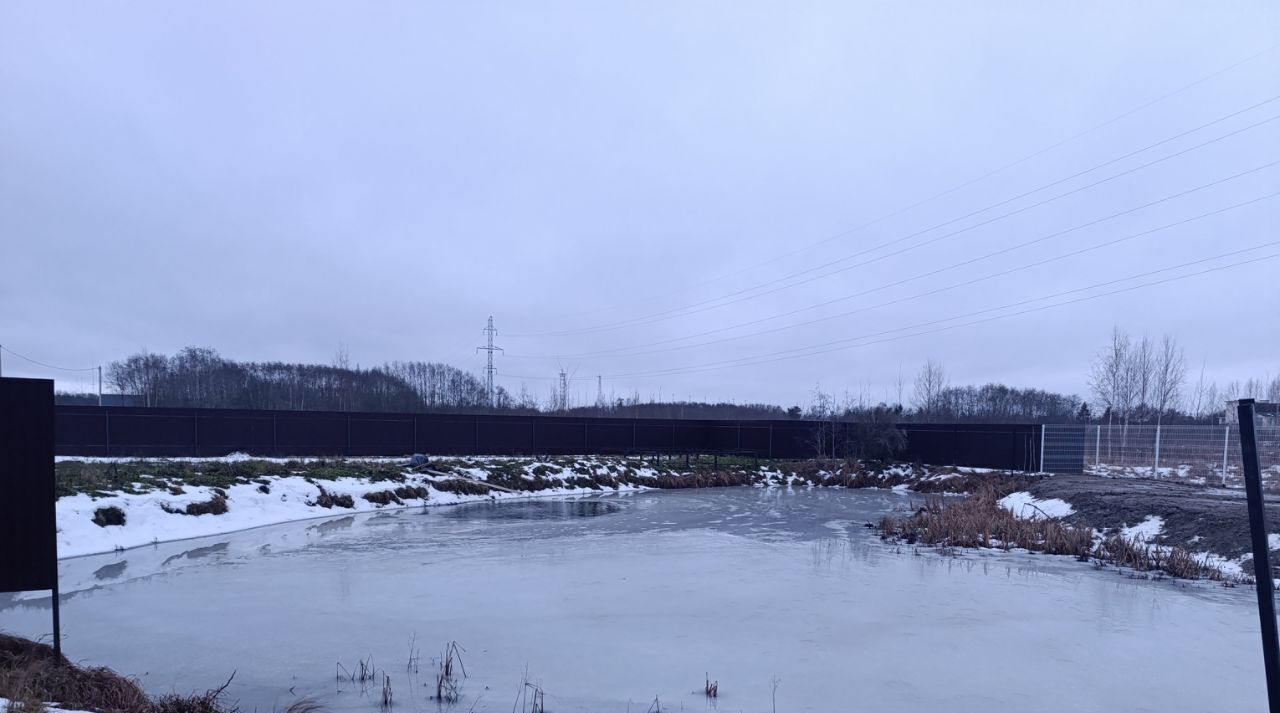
[0,488,1270,712]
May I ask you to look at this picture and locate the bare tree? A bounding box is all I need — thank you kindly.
[894,363,906,411]
[1129,335,1155,420]
[805,383,835,458]
[1151,335,1186,422]
[1089,328,1129,425]
[912,359,948,418]
[1187,359,1210,419]
[1148,335,1186,476]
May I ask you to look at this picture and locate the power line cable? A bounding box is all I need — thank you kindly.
[510,103,1280,337]
[603,243,1280,379]
[512,184,1280,361]
[0,345,98,372]
[509,161,1280,360]
[682,43,1280,288]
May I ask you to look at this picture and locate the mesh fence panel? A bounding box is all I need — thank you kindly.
[1044,422,1280,487]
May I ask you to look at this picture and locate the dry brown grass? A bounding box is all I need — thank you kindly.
[161,493,229,517]
[362,490,402,506]
[910,471,1034,495]
[310,486,354,509]
[649,471,755,489]
[392,485,429,501]
[430,478,493,496]
[92,506,127,527]
[882,488,1237,582]
[888,486,1094,557]
[0,634,151,712]
[361,484,431,505]
[151,674,235,713]
[0,635,263,713]
[1096,533,1225,581]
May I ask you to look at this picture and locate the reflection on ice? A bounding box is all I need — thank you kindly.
[439,498,622,521]
[92,561,127,581]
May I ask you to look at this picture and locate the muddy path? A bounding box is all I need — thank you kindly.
[1029,475,1280,571]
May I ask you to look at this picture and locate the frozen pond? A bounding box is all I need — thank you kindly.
[0,487,1271,712]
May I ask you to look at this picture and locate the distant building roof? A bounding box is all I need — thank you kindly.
[1224,400,1279,423]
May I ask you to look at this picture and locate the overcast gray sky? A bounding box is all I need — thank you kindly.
[2,1,1277,408]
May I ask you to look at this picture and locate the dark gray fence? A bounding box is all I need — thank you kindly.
[2,378,57,594]
[55,405,813,458]
[53,405,1044,470]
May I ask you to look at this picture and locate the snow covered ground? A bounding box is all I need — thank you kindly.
[56,475,635,558]
[1085,461,1280,488]
[54,455,694,558]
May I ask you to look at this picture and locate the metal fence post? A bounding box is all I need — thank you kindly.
[1039,425,1047,473]
[1153,422,1161,478]
[1224,425,1232,486]
[1235,399,1280,713]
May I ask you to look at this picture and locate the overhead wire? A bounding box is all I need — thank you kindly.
[0,345,98,372]
[509,182,1280,361]
[602,243,1280,379]
[509,102,1280,337]
[682,43,1279,289]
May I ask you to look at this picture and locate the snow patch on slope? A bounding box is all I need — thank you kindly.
[998,491,1074,519]
[1121,516,1165,543]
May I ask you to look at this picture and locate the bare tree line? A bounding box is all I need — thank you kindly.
[1087,326,1278,425]
[101,347,521,413]
[57,336,1277,422]
[1088,329,1187,428]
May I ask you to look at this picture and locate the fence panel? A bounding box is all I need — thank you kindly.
[1041,424,1086,474]
[1064,423,1280,487]
[52,405,1056,470]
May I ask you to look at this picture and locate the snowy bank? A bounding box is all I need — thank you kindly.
[54,455,791,558]
[56,473,652,558]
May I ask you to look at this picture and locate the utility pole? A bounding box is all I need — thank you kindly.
[475,316,503,408]
[97,366,102,407]
[596,374,603,407]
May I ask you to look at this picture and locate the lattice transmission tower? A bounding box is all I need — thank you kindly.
[476,316,503,407]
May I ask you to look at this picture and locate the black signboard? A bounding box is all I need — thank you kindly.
[0,377,57,593]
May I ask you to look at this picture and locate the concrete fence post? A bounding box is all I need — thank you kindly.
[1153,423,1162,478]
[1223,424,1232,486]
